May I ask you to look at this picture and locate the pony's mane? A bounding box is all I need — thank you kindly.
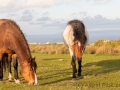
[2,19,31,60]
[67,19,87,45]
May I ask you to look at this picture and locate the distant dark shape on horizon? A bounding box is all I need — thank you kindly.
[26,30,120,44]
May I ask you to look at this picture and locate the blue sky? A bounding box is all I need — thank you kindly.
[0,0,120,35]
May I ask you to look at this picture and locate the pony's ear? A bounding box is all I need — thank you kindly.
[29,57,36,63]
[33,56,36,61]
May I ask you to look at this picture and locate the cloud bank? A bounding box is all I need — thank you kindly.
[0,0,58,11]
[0,0,111,11]
[0,0,118,35]
[82,14,120,31]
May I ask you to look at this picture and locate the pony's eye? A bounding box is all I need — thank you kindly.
[73,43,76,45]
[74,43,76,46]
[29,68,33,71]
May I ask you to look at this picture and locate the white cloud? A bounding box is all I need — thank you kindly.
[0,0,15,8]
[16,0,59,9]
[19,9,33,22]
[93,0,111,4]
[0,0,59,11]
[0,0,112,12]
[67,0,81,3]
[37,17,51,22]
[42,12,49,17]
[72,12,88,17]
[7,13,17,17]
[82,14,120,30]
[67,0,111,4]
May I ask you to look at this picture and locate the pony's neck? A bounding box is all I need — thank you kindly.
[3,19,32,64]
[16,49,31,63]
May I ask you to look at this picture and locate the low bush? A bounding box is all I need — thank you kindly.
[29,44,69,54]
[96,46,115,54]
[84,46,96,54]
[29,39,120,54]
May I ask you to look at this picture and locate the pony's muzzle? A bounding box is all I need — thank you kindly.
[28,82,34,85]
[28,81,37,85]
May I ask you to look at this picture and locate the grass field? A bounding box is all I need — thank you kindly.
[1,53,120,90]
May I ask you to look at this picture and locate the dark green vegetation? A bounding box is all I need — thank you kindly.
[1,53,120,90]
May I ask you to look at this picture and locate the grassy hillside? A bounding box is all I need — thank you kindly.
[1,53,120,90]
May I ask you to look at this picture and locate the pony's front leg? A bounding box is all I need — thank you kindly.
[8,54,12,81]
[78,59,82,76]
[13,56,20,84]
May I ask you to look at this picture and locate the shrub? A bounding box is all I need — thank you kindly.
[96,46,115,54]
[114,46,120,53]
[29,39,120,54]
[84,46,96,54]
[94,40,104,46]
[29,44,69,54]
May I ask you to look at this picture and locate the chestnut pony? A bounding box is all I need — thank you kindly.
[0,19,37,85]
[63,19,88,79]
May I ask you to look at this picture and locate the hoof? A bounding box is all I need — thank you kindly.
[14,79,20,84]
[34,83,37,85]
[78,73,81,77]
[0,79,3,81]
[72,78,76,81]
[75,69,77,73]
[78,75,84,79]
[28,82,37,85]
[8,78,12,81]
[28,82,34,85]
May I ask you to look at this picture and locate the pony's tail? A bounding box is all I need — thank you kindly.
[67,19,87,45]
[2,53,8,72]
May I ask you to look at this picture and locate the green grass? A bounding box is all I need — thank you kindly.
[1,53,120,90]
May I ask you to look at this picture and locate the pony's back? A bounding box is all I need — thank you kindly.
[0,19,31,59]
[63,19,88,48]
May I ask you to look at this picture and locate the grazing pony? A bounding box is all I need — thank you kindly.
[63,19,88,79]
[0,19,37,85]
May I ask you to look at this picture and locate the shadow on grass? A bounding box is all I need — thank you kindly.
[38,68,75,85]
[40,77,71,85]
[83,59,120,75]
[38,59,120,85]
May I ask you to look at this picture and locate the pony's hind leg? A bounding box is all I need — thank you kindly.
[13,55,20,84]
[0,56,3,81]
[69,48,77,79]
[71,56,77,79]
[78,59,82,76]
[2,54,8,72]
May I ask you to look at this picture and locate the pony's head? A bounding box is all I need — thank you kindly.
[71,40,84,60]
[20,57,37,85]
